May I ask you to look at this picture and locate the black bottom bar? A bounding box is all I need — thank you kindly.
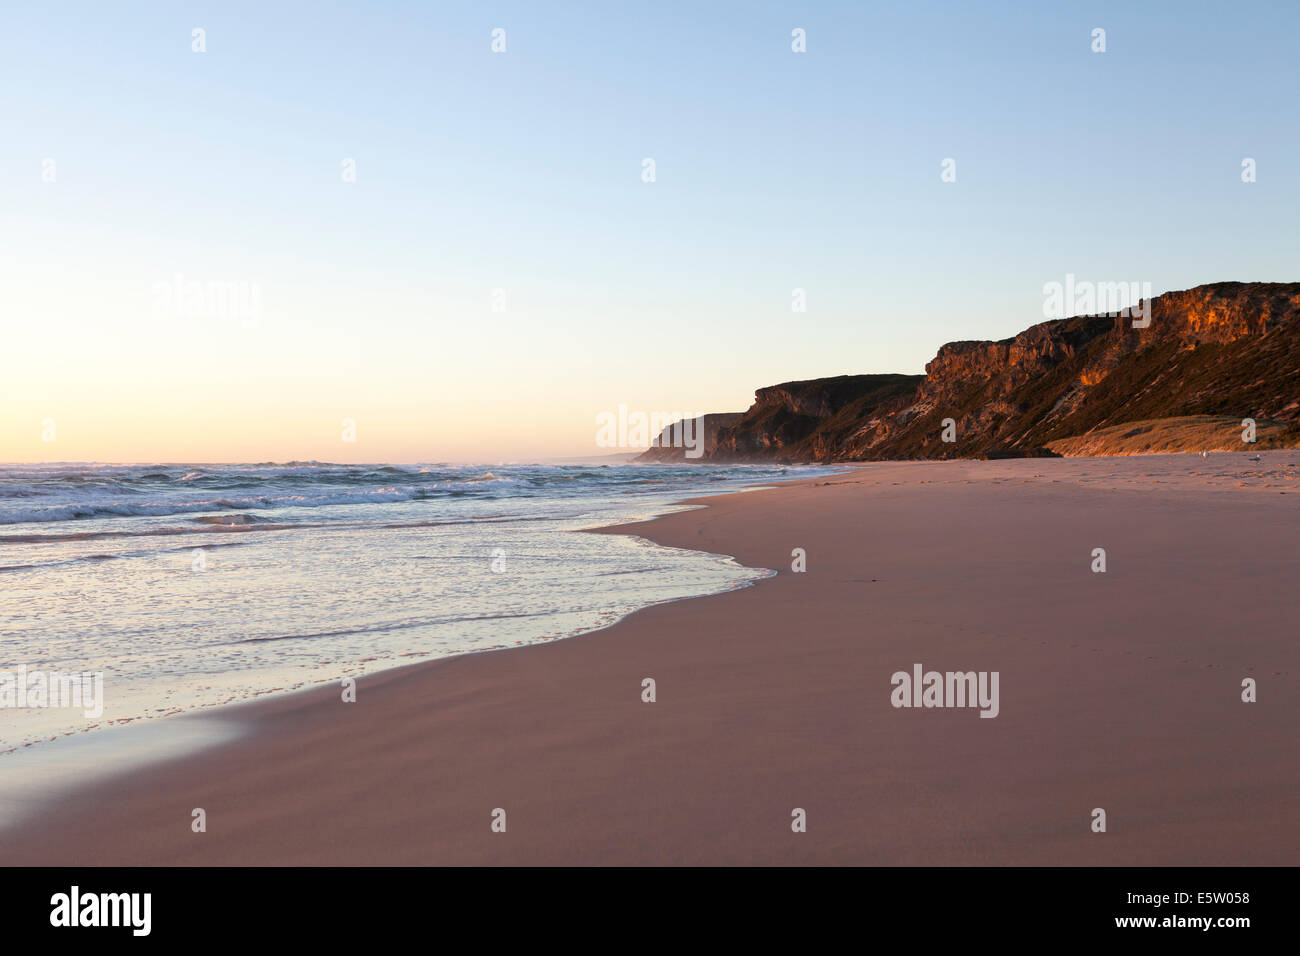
[0,866,1281,942]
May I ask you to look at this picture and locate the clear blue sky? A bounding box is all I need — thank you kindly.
[1,0,1296,460]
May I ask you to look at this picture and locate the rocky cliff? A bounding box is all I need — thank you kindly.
[706,375,922,461]
[637,412,745,462]
[678,282,1300,462]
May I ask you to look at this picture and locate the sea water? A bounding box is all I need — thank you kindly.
[0,461,828,754]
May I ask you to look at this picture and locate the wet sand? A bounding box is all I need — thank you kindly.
[4,454,1297,865]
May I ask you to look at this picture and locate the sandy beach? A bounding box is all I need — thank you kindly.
[4,454,1297,866]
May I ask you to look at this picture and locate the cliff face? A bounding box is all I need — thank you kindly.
[635,412,744,462]
[703,282,1300,462]
[708,375,923,461]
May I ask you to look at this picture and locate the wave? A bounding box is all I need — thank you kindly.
[0,523,303,545]
[190,513,268,526]
[0,462,823,530]
[0,486,461,525]
[0,487,47,499]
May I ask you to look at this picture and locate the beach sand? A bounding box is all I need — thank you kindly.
[4,455,1297,865]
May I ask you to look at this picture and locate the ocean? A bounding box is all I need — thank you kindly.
[0,461,829,755]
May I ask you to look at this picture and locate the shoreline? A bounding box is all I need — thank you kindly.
[0,469,815,831]
[4,454,1297,865]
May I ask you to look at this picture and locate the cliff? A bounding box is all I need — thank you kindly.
[706,375,922,461]
[692,282,1300,462]
[636,412,744,462]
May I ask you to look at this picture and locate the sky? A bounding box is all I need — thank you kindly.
[1,0,1297,463]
